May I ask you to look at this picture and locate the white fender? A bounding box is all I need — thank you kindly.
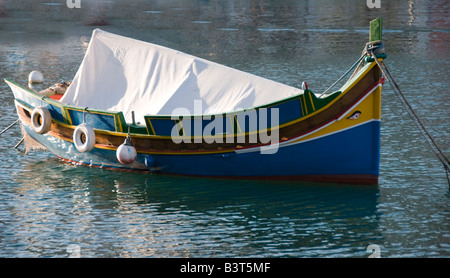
[116,136,137,164]
[31,106,52,134]
[73,123,96,153]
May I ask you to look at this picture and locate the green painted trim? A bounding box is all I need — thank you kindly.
[365,53,387,62]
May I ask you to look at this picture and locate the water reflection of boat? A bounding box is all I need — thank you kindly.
[15,159,379,218]
[6,18,386,184]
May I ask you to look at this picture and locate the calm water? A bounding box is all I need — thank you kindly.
[0,0,449,258]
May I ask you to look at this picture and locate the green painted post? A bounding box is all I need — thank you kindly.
[369,17,382,42]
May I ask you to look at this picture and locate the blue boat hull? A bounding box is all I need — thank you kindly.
[21,119,380,184]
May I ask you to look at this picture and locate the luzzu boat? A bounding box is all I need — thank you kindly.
[6,18,386,184]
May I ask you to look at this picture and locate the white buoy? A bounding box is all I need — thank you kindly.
[28,71,44,91]
[28,71,44,84]
[116,136,137,165]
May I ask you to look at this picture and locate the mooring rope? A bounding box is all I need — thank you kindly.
[0,119,20,136]
[15,137,25,149]
[370,51,450,186]
[319,53,367,98]
[319,41,384,97]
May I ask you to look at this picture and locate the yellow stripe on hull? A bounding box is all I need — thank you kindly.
[287,82,382,145]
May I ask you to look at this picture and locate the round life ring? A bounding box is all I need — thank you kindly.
[31,106,52,134]
[73,123,96,153]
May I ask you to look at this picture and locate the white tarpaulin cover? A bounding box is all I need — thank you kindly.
[60,29,303,123]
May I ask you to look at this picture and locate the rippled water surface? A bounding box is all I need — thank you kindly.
[0,0,449,258]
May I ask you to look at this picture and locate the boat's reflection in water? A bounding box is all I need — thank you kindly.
[12,157,381,257]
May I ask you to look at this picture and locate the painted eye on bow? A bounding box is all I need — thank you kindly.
[347,111,361,120]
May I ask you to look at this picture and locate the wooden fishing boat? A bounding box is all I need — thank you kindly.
[6,18,386,184]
